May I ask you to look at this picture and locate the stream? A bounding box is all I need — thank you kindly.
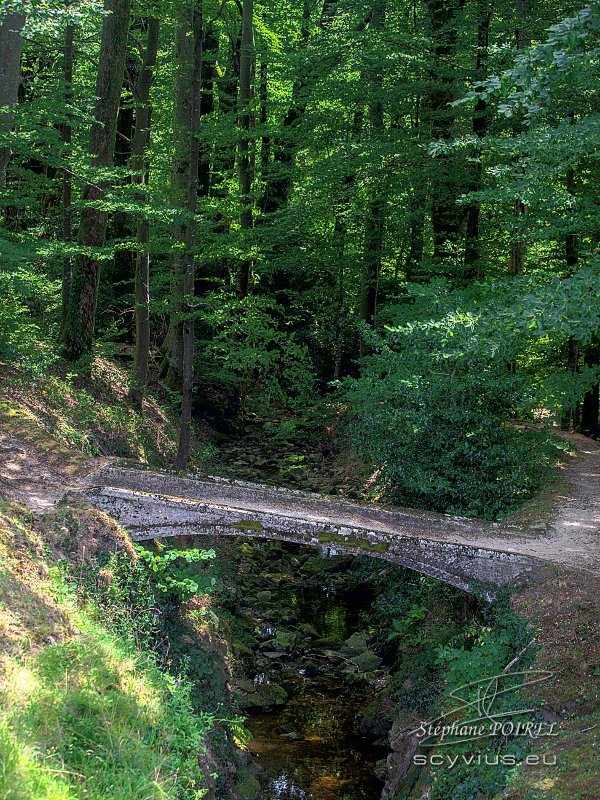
[234,554,389,800]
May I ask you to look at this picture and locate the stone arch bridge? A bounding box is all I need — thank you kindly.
[71,462,578,594]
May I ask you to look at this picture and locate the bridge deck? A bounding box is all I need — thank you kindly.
[76,463,551,593]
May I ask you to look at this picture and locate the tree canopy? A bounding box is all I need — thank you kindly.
[1,0,599,515]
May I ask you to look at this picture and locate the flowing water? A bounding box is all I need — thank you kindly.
[245,582,388,800]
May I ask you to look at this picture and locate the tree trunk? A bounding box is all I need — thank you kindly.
[508,197,527,275]
[111,68,136,285]
[175,2,204,470]
[62,0,131,361]
[560,125,583,431]
[161,16,194,387]
[424,0,466,275]
[58,22,74,341]
[129,18,160,411]
[332,212,346,383]
[259,62,270,174]
[463,1,491,278]
[198,25,218,197]
[405,65,425,283]
[235,0,255,300]
[0,12,26,190]
[508,0,530,275]
[581,339,599,438]
[359,0,386,342]
[561,337,580,431]
[260,1,310,216]
[406,195,425,281]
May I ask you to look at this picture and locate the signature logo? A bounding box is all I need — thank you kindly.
[407,670,558,746]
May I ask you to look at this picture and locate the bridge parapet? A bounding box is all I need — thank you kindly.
[73,464,540,593]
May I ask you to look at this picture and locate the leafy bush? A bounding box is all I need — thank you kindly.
[0,263,59,367]
[427,598,535,800]
[194,292,316,414]
[72,544,218,648]
[344,280,584,519]
[135,544,218,602]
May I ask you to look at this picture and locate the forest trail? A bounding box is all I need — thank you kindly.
[0,426,95,511]
[1,421,598,578]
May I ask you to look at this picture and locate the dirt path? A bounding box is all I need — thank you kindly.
[0,426,93,511]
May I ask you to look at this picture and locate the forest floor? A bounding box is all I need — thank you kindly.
[0,359,599,799]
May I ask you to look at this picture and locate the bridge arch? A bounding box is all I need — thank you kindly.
[75,465,539,594]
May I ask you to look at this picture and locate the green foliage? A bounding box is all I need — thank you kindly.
[71,544,218,649]
[0,262,59,367]
[1,360,195,466]
[370,568,472,713]
[135,544,218,602]
[194,293,316,414]
[386,604,428,643]
[344,281,574,519]
[427,599,536,800]
[0,509,220,800]
[0,632,215,800]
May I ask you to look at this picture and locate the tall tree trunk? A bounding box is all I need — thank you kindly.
[161,17,194,387]
[331,108,361,377]
[175,2,203,470]
[58,22,74,341]
[235,0,254,300]
[259,62,270,175]
[359,0,386,342]
[405,7,426,284]
[0,12,26,190]
[260,1,310,215]
[129,17,160,411]
[332,212,346,382]
[581,339,600,438]
[198,25,218,197]
[62,0,131,361]
[406,195,425,281]
[463,1,491,278]
[424,0,466,275]
[561,337,580,431]
[562,132,582,432]
[508,0,530,275]
[111,66,136,284]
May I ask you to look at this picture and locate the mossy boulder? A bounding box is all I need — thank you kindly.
[358,692,395,738]
[341,630,370,656]
[314,635,344,649]
[299,556,338,575]
[236,681,289,710]
[349,649,382,673]
[232,770,262,800]
[298,623,318,638]
[260,628,297,651]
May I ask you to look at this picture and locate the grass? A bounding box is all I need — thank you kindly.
[0,503,216,800]
[0,358,213,467]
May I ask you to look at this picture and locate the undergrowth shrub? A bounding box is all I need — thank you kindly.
[0,264,59,367]
[194,292,315,415]
[426,593,537,800]
[344,282,571,519]
[70,544,218,649]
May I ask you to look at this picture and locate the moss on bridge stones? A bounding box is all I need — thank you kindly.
[315,530,390,554]
[232,519,265,532]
